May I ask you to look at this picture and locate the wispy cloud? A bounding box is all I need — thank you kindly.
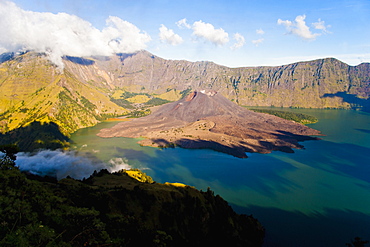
[191,20,229,46]
[176,18,191,29]
[231,33,245,50]
[277,15,329,40]
[0,1,151,68]
[256,28,265,35]
[312,18,331,34]
[253,29,265,46]
[252,38,264,46]
[159,24,183,45]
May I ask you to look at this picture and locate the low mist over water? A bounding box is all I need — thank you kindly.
[15,149,132,180]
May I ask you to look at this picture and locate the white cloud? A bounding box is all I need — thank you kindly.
[277,19,293,27]
[256,28,265,35]
[277,15,322,40]
[231,33,245,50]
[176,18,191,29]
[192,20,229,46]
[159,24,183,45]
[0,1,151,69]
[312,18,331,34]
[252,38,264,46]
[103,16,151,52]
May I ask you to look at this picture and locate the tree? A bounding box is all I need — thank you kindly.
[0,144,19,169]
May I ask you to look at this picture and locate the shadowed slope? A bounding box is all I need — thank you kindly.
[0,121,70,151]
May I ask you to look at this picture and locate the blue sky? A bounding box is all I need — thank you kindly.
[1,0,369,67]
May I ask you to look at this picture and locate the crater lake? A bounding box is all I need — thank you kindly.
[70,108,370,247]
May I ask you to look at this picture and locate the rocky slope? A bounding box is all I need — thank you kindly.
[98,90,321,158]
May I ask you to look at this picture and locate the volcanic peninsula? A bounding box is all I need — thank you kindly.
[98,90,322,158]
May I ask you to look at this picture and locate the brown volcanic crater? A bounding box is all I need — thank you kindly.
[98,90,322,158]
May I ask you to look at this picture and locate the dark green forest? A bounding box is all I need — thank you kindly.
[0,146,265,247]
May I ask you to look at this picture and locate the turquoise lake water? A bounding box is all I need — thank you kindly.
[70,109,370,247]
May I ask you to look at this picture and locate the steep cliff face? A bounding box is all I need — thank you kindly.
[64,50,370,109]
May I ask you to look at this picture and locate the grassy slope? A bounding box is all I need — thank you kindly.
[0,53,127,135]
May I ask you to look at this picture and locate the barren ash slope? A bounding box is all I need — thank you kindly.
[98,90,322,158]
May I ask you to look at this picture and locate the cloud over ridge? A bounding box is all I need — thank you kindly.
[0,1,151,68]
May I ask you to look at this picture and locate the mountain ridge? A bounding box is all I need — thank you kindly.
[0,50,369,136]
[63,50,370,108]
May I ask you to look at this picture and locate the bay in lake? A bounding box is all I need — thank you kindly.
[70,108,370,247]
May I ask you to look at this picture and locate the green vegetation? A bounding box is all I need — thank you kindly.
[110,91,172,116]
[156,89,182,101]
[0,148,265,247]
[126,94,151,104]
[248,108,318,124]
[125,109,151,118]
[0,144,19,168]
[112,90,171,107]
[145,97,170,106]
[116,91,150,100]
[80,96,97,110]
[110,98,135,109]
[180,88,192,99]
